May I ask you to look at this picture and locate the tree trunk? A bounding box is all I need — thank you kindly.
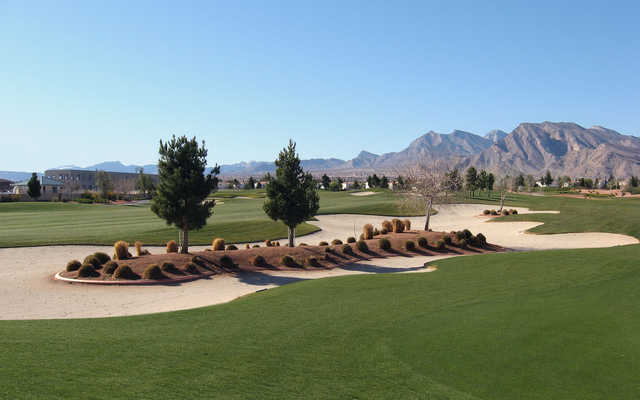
[499,191,505,212]
[181,229,189,253]
[288,226,295,247]
[424,197,433,231]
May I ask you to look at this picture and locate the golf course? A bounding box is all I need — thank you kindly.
[1,191,639,399]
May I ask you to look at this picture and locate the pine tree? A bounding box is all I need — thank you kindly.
[27,173,41,199]
[465,167,478,197]
[263,140,319,247]
[151,135,219,253]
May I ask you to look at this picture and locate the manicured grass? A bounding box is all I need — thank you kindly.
[0,190,412,247]
[2,245,640,399]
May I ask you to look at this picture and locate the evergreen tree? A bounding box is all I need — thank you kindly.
[96,171,114,199]
[515,174,525,188]
[487,173,495,197]
[151,135,219,253]
[465,167,478,197]
[244,176,256,190]
[321,174,331,190]
[27,173,41,199]
[380,175,389,189]
[263,140,319,247]
[543,170,554,186]
[135,167,156,198]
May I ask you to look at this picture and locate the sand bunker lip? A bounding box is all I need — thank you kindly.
[350,191,377,196]
[0,203,637,320]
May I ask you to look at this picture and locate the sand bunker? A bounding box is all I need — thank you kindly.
[350,191,377,196]
[0,203,636,320]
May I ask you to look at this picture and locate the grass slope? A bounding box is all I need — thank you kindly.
[2,246,640,399]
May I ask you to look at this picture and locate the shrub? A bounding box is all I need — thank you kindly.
[331,239,343,245]
[417,236,428,248]
[166,240,178,253]
[77,264,98,278]
[83,255,101,269]
[403,219,411,230]
[245,243,250,249]
[298,243,308,246]
[455,231,466,241]
[252,255,266,267]
[341,244,354,255]
[490,209,498,215]
[346,237,356,243]
[265,239,272,247]
[93,252,110,264]
[502,209,510,215]
[114,241,129,260]
[462,229,472,240]
[142,264,165,280]
[356,240,368,252]
[468,235,480,247]
[443,235,452,245]
[219,255,236,269]
[379,238,391,251]
[476,233,487,247]
[275,242,281,247]
[510,209,518,215]
[483,209,490,215]
[362,223,374,240]
[381,220,393,232]
[306,256,321,268]
[318,241,328,246]
[135,241,144,256]
[226,244,238,251]
[281,255,298,268]
[391,218,404,233]
[65,260,81,272]
[160,262,178,273]
[191,256,205,266]
[380,228,388,234]
[405,240,416,251]
[373,228,380,236]
[458,239,468,249]
[183,263,200,274]
[252,244,260,248]
[359,233,364,240]
[435,239,446,250]
[324,247,333,253]
[103,261,118,275]
[113,265,138,280]
[212,238,225,251]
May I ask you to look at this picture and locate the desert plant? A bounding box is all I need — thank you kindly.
[405,240,416,251]
[93,252,110,264]
[298,243,308,246]
[356,240,368,252]
[113,265,138,280]
[379,238,391,251]
[66,260,81,272]
[252,255,267,267]
[324,247,333,253]
[391,218,404,233]
[443,235,452,245]
[219,255,236,269]
[142,264,165,280]
[381,220,393,232]
[373,228,380,236]
[502,209,510,215]
[362,223,374,240]
[331,239,343,245]
[265,239,272,247]
[226,244,238,251]
[183,263,200,274]
[103,261,118,275]
[455,231,466,241]
[462,229,472,240]
[83,255,101,269]
[341,244,353,255]
[403,219,411,230]
[166,240,178,253]
[380,228,388,234]
[77,264,98,278]
[318,241,328,246]
[245,243,250,249]
[458,239,468,249]
[359,233,364,240]
[160,262,178,273]
[435,239,446,250]
[135,241,144,256]
[510,209,518,215]
[212,238,226,251]
[252,244,260,248]
[281,255,298,268]
[476,233,487,247]
[306,256,321,267]
[275,242,281,247]
[346,237,356,243]
[114,241,129,260]
[417,236,428,248]
[490,209,498,215]
[483,209,490,215]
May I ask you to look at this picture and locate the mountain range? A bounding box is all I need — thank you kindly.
[8,122,635,181]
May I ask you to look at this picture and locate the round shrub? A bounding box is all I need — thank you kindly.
[93,252,110,264]
[483,209,490,215]
[346,237,356,243]
[281,255,297,268]
[226,244,238,251]
[135,241,144,256]
[490,209,498,215]
[245,243,250,249]
[166,240,178,253]
[142,264,165,280]
[83,255,101,269]
[318,241,328,246]
[462,229,472,240]
[298,243,308,247]
[381,220,393,232]
[252,255,266,267]
[341,244,353,255]
[306,257,321,268]
[324,247,333,253]
[417,236,428,248]
[391,218,404,233]
[468,235,480,247]
[212,238,225,251]
[476,233,487,246]
[502,209,510,215]
[265,239,272,247]
[378,238,391,251]
[331,239,343,245]
[359,233,365,241]
[191,256,205,266]
[362,223,374,240]
[66,260,81,272]
[184,263,200,274]
[405,240,416,251]
[77,263,98,278]
[275,242,281,247]
[380,228,388,234]
[435,239,446,250]
[103,261,118,275]
[443,235,452,245]
[160,262,178,273]
[113,241,129,260]
[510,209,518,215]
[458,239,468,249]
[373,228,380,236]
[219,255,236,269]
[356,240,369,252]
[113,265,138,280]
[455,231,466,241]
[252,244,260,248]
[403,219,411,230]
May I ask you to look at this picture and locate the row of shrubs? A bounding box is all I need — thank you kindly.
[483,208,518,216]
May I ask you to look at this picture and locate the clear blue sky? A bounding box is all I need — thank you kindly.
[1,0,639,171]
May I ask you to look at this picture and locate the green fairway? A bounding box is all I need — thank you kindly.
[2,245,640,399]
[0,190,413,247]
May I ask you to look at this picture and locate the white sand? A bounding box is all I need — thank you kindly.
[0,204,636,320]
[350,191,377,196]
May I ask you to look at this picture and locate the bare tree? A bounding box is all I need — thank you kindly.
[398,161,446,231]
[495,175,513,212]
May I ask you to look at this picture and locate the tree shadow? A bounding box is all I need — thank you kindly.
[236,271,308,287]
[339,262,429,274]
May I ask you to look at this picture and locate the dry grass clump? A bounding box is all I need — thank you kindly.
[417,237,428,248]
[373,227,380,236]
[113,264,138,280]
[77,264,99,278]
[363,223,374,240]
[318,241,328,246]
[510,209,518,215]
[356,240,368,252]
[490,210,498,215]
[160,262,179,274]
[103,261,118,275]
[226,244,238,251]
[476,233,487,247]
[341,244,353,255]
[166,240,178,253]
[114,241,129,260]
[281,255,298,268]
[381,220,393,232]
[483,209,490,215]
[403,219,411,230]
[212,238,226,251]
[135,241,150,256]
[391,218,404,233]
[219,255,236,269]
[443,235,452,245]
[306,256,321,268]
[83,255,101,269]
[405,240,416,251]
[379,238,391,251]
[142,264,166,280]
[331,239,343,245]
[435,239,446,250]
[93,252,110,264]
[245,243,250,249]
[346,237,356,243]
[265,239,273,247]
[252,255,267,267]
[183,263,200,274]
[66,260,81,272]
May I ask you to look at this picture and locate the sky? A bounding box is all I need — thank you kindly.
[1,0,639,171]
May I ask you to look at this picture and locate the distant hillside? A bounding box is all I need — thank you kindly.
[484,129,508,143]
[0,171,37,182]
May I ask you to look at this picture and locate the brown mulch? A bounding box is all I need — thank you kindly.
[59,230,504,282]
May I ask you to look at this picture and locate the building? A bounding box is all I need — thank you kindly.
[0,179,12,193]
[44,169,158,192]
[12,176,64,198]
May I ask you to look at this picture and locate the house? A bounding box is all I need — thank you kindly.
[12,176,64,198]
[0,179,12,193]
